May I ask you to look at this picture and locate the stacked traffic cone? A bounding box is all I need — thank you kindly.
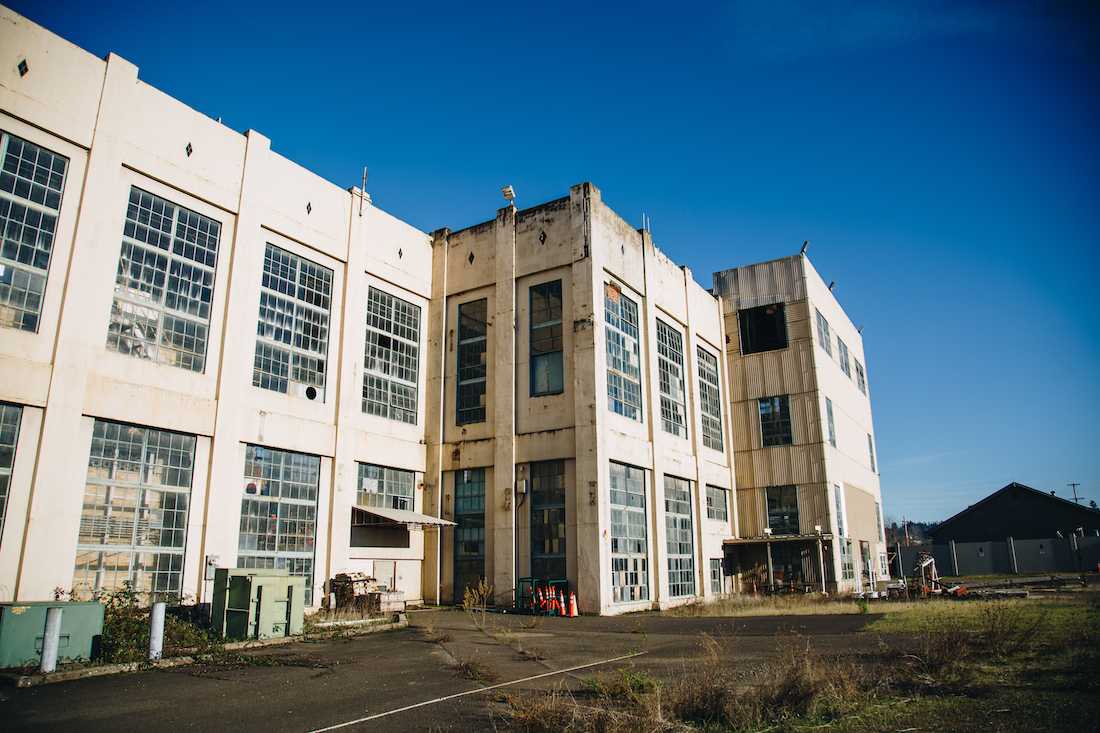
[568,591,578,618]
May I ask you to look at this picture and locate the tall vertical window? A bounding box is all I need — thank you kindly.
[73,420,195,598]
[867,434,876,473]
[697,347,724,451]
[363,286,421,423]
[0,133,68,333]
[456,298,487,424]
[530,460,566,579]
[530,280,563,396]
[766,484,799,535]
[840,539,854,580]
[834,484,846,537]
[710,558,723,595]
[837,338,851,377]
[656,319,687,438]
[253,244,332,401]
[610,462,648,602]
[238,445,319,604]
[0,403,22,545]
[665,475,695,597]
[605,284,642,420]
[107,188,220,372]
[815,309,832,356]
[759,395,792,446]
[855,360,867,395]
[453,468,485,603]
[825,397,837,447]
[357,464,414,510]
[705,485,728,522]
[875,501,883,540]
[737,302,787,354]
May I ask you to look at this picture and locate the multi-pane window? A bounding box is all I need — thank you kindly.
[759,395,792,447]
[697,347,724,451]
[855,360,867,395]
[705,485,728,522]
[610,462,648,602]
[530,281,563,396]
[738,302,787,355]
[453,468,485,603]
[656,319,687,438]
[107,188,221,372]
[73,420,195,598]
[363,286,420,423]
[456,299,487,424]
[710,558,723,595]
[0,404,22,545]
[837,338,851,378]
[875,501,883,540]
[605,284,642,420]
[766,484,799,535]
[825,397,837,447]
[238,445,319,603]
[357,463,415,510]
[530,460,566,580]
[840,539,855,580]
[815,309,832,356]
[254,244,332,401]
[665,475,695,598]
[834,484,846,537]
[0,132,68,332]
[868,434,876,473]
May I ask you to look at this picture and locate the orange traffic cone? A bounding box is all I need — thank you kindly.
[568,591,578,618]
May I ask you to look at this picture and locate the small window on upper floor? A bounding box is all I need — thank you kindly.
[837,338,851,378]
[855,360,867,395]
[759,395,793,447]
[815,309,832,357]
[738,302,787,355]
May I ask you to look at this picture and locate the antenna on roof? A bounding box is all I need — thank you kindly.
[358,166,369,217]
[828,281,836,291]
[800,240,809,255]
[857,325,863,334]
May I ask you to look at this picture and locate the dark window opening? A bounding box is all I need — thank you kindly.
[759,395,793,447]
[457,299,487,424]
[738,302,788,355]
[530,280,564,396]
[766,484,800,535]
[530,460,566,580]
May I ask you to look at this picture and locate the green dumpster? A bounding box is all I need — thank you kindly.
[0,601,104,669]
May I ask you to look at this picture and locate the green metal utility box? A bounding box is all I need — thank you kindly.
[0,601,104,669]
[211,568,305,640]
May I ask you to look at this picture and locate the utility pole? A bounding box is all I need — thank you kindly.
[1068,482,1081,504]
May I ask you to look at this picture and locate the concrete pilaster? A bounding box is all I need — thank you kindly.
[491,206,517,605]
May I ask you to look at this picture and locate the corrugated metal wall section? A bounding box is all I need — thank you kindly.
[740,444,825,488]
[712,256,805,313]
[797,483,830,534]
[843,483,879,541]
[737,487,766,537]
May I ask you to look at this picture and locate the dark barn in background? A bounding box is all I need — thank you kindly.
[929,482,1100,543]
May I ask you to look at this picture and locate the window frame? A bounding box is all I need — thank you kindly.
[697,346,724,451]
[815,309,832,357]
[705,485,729,522]
[868,433,876,473]
[74,419,196,600]
[737,302,788,355]
[759,395,793,447]
[664,474,696,598]
[253,243,333,401]
[837,338,851,378]
[655,318,688,438]
[604,283,643,421]
[765,484,800,536]
[107,186,222,373]
[362,285,421,424]
[529,280,564,397]
[356,463,415,511]
[0,402,21,543]
[529,460,566,580]
[825,397,837,447]
[855,360,867,395]
[609,461,649,603]
[0,130,70,334]
[456,298,488,425]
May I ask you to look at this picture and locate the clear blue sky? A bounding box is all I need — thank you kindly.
[11,0,1098,521]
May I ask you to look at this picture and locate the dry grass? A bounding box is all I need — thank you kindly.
[667,593,900,618]
[450,653,499,684]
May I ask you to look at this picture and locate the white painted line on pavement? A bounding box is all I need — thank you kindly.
[305,650,648,732]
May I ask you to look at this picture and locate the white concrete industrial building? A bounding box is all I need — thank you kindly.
[0,6,885,613]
